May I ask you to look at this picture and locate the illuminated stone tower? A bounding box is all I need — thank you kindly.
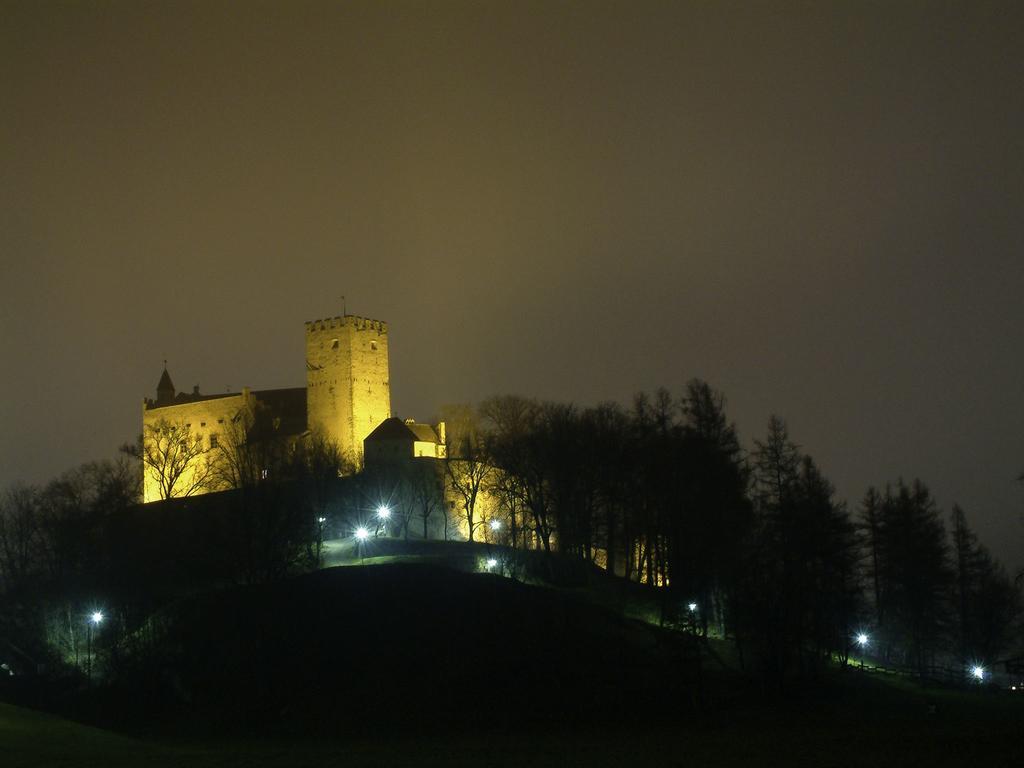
[305,314,391,466]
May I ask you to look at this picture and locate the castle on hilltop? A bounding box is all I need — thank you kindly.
[142,313,440,503]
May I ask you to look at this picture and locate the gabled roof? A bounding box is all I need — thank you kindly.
[407,423,440,443]
[365,417,439,444]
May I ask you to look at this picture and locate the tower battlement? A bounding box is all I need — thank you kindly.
[142,312,391,502]
[304,312,391,466]
[305,315,388,334]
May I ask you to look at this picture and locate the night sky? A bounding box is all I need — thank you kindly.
[2,2,1022,570]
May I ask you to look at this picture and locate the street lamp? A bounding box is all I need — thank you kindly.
[354,526,369,564]
[315,517,327,567]
[972,665,985,681]
[856,633,869,647]
[687,602,697,613]
[375,505,391,537]
[87,610,104,684]
[489,520,502,532]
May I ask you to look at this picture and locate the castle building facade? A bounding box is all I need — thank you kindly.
[142,314,391,503]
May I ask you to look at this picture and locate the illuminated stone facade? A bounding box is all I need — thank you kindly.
[363,417,447,466]
[305,315,390,462]
[142,314,391,503]
[141,385,248,502]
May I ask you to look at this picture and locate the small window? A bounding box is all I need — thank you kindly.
[209,435,218,448]
[370,341,378,351]
[200,421,206,427]
[185,423,191,429]
[331,338,339,349]
[217,418,224,424]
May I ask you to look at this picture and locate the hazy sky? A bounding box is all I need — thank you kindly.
[2,1,1022,569]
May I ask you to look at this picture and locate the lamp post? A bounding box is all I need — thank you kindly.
[315,516,327,566]
[375,505,391,536]
[87,611,104,684]
[487,519,502,544]
[354,526,369,563]
[854,632,870,668]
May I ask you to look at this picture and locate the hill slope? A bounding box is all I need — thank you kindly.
[103,562,698,736]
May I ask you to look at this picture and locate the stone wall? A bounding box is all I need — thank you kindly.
[141,391,249,503]
[305,315,390,466]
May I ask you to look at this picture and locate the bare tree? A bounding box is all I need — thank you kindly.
[443,405,493,542]
[142,418,215,499]
[406,461,445,540]
[0,484,42,593]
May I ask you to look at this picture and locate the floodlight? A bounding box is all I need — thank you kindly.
[354,527,370,541]
[485,558,498,570]
[687,602,697,612]
[376,505,391,520]
[972,666,985,680]
[90,611,104,625]
[856,633,869,646]
[317,516,326,524]
[489,520,502,531]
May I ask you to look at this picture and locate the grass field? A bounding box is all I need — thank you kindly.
[4,674,1022,768]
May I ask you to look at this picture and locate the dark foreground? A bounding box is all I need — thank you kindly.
[3,678,1022,768]
[2,562,1022,766]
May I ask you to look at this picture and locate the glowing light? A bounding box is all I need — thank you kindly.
[485,558,498,570]
[972,666,985,680]
[317,516,326,524]
[489,520,502,531]
[376,505,391,520]
[687,602,697,612]
[856,633,869,646]
[354,527,369,541]
[90,611,104,625]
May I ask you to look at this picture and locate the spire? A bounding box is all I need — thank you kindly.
[156,363,175,404]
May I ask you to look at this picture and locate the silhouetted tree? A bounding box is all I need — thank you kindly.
[673,380,751,635]
[737,417,860,680]
[210,404,320,583]
[0,484,42,595]
[443,404,493,542]
[405,460,445,540]
[860,487,885,630]
[482,396,555,551]
[141,418,215,499]
[951,504,1021,667]
[872,480,952,671]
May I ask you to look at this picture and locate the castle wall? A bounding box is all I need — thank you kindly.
[141,391,249,503]
[142,313,391,504]
[305,315,390,466]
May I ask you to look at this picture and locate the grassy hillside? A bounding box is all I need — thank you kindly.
[93,561,701,737]
[3,560,1022,767]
